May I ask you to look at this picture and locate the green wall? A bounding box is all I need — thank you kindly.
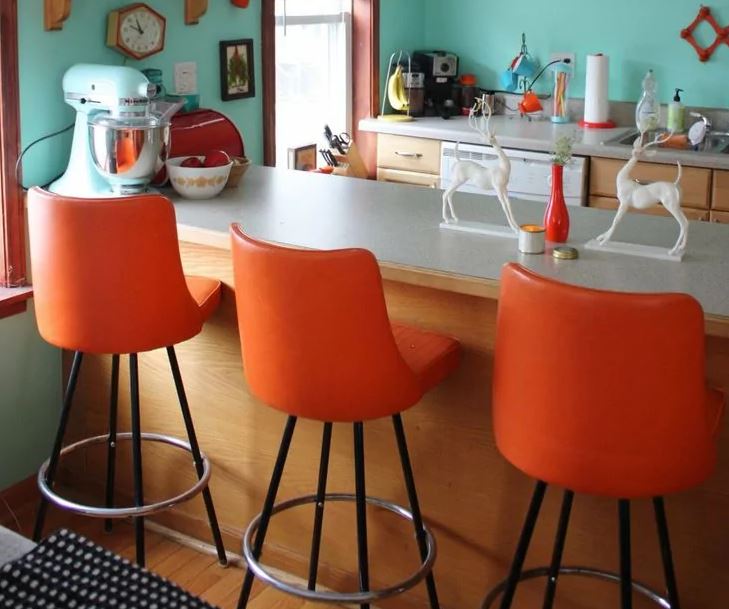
[18,0,262,188]
[0,305,61,489]
[381,0,729,109]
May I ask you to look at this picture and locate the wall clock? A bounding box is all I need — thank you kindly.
[107,3,166,60]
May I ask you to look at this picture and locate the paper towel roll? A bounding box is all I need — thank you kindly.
[584,54,610,124]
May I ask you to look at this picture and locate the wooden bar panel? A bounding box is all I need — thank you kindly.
[589,157,711,209]
[63,240,729,609]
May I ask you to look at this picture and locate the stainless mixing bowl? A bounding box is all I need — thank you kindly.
[88,113,170,194]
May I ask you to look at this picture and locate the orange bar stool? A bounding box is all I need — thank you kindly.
[230,226,460,609]
[27,188,228,568]
[484,263,724,609]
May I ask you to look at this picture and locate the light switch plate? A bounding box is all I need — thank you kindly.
[174,62,198,94]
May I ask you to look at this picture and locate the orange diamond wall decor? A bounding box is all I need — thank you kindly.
[681,6,729,62]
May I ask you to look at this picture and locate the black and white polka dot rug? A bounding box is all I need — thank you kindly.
[0,529,220,608]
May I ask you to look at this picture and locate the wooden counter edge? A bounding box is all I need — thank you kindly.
[176,222,729,338]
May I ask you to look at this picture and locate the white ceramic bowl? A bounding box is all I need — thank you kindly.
[166,156,233,199]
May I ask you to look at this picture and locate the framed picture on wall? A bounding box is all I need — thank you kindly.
[219,38,255,100]
[287,144,317,171]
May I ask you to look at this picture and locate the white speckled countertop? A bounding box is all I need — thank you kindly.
[359,115,729,170]
[171,166,729,322]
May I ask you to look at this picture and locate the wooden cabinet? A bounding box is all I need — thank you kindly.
[711,169,729,211]
[589,157,711,209]
[589,196,709,221]
[376,134,440,187]
[710,210,729,223]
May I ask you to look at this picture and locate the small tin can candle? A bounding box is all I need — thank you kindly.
[518,224,545,254]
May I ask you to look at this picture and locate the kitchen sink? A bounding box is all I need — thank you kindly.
[605,129,729,154]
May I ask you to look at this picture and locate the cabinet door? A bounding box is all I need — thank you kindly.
[377,134,441,174]
[590,157,711,209]
[377,167,440,188]
[588,196,709,221]
[711,169,729,211]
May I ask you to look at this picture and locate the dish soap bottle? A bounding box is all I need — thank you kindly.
[635,69,659,133]
[667,88,685,132]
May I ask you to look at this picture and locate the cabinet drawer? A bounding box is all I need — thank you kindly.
[710,210,729,223]
[377,167,440,188]
[588,196,709,221]
[589,157,711,209]
[711,169,729,211]
[377,134,441,174]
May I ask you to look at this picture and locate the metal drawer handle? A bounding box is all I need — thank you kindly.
[395,151,423,159]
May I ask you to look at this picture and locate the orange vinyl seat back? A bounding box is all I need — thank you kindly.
[493,263,720,498]
[230,225,423,422]
[27,187,204,354]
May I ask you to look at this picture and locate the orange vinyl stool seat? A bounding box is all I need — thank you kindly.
[26,188,228,569]
[485,263,724,609]
[230,225,460,609]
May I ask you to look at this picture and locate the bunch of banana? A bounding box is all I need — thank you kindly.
[387,65,409,112]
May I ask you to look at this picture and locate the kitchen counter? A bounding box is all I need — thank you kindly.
[66,168,729,609]
[172,165,729,332]
[360,115,729,169]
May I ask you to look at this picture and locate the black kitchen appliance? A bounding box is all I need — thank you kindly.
[412,50,460,118]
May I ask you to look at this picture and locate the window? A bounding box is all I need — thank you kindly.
[274,0,352,168]
[0,0,26,290]
[261,0,379,172]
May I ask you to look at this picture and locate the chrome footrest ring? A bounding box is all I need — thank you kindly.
[243,493,437,604]
[481,565,670,609]
[38,432,212,519]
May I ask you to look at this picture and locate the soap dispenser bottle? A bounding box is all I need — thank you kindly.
[635,69,659,132]
[667,88,685,132]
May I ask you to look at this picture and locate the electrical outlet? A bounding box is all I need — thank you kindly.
[174,62,197,94]
[550,52,576,70]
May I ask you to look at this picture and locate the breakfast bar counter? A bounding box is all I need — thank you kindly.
[67,167,729,609]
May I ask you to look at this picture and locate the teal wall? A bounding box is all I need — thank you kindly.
[381,0,729,109]
[18,0,262,188]
[0,305,61,489]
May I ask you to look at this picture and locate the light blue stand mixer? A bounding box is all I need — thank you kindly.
[50,64,170,197]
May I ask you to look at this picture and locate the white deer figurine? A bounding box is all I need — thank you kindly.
[441,98,519,233]
[596,132,688,256]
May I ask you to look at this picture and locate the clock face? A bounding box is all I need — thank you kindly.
[112,4,166,59]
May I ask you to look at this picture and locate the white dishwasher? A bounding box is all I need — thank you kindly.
[440,141,587,206]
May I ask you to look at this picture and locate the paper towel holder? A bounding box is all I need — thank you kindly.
[580,53,615,129]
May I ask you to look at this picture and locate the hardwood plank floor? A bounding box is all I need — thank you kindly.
[0,502,316,609]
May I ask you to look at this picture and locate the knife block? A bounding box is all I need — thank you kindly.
[330,141,368,178]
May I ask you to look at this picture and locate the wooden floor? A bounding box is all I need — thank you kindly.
[0,500,330,609]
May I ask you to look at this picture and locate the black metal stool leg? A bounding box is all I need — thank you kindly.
[542,490,574,609]
[167,346,228,566]
[33,351,84,542]
[619,499,632,609]
[392,414,440,609]
[353,422,370,609]
[129,353,145,567]
[308,422,333,590]
[237,416,298,609]
[653,497,681,609]
[499,480,547,609]
[104,354,120,533]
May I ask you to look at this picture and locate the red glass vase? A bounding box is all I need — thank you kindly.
[544,163,570,242]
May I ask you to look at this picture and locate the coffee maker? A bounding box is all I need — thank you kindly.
[412,50,460,118]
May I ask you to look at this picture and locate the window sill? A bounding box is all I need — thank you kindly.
[0,286,32,320]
